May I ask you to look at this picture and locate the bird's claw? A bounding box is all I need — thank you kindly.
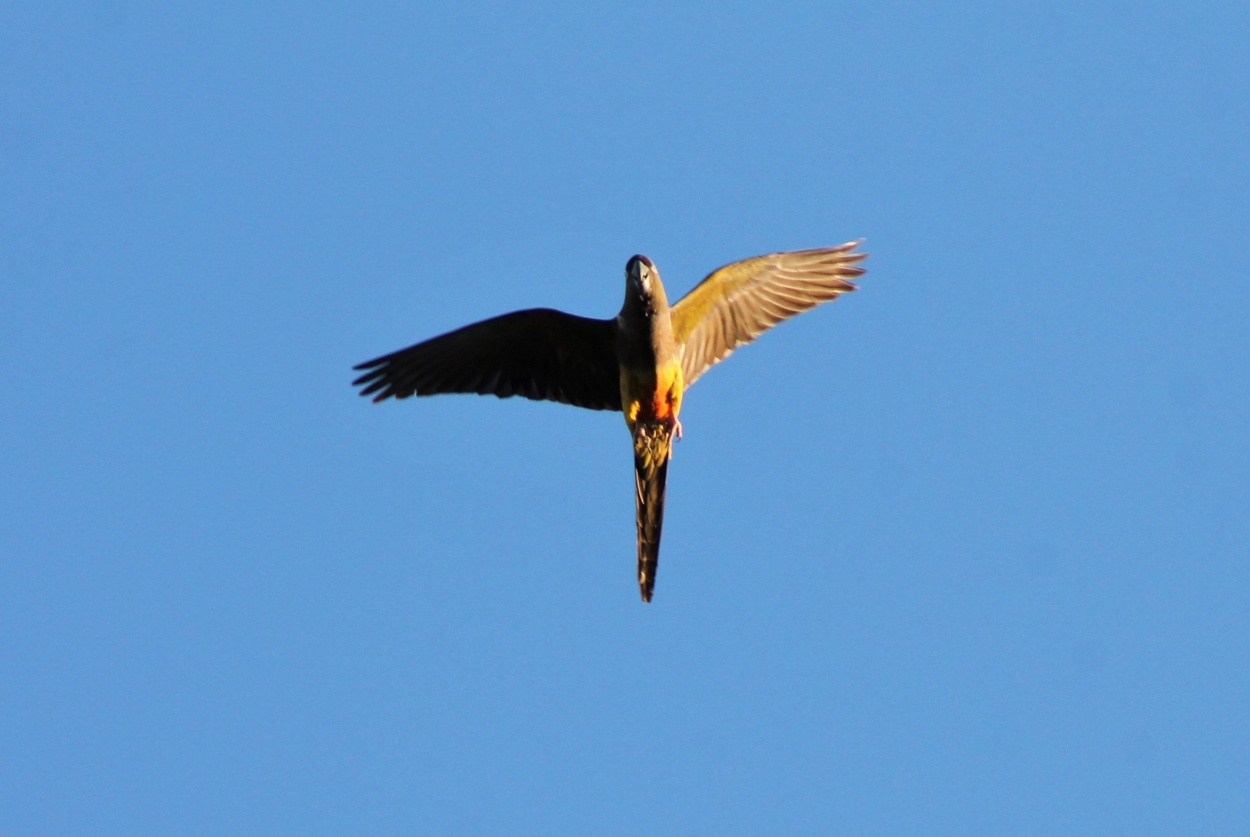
[663,418,684,461]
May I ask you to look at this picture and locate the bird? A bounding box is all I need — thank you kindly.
[352,240,868,602]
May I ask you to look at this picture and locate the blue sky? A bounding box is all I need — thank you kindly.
[3,2,1248,833]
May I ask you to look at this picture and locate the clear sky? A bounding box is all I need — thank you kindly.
[3,2,1248,833]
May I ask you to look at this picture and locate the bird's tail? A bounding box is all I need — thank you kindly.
[633,421,675,603]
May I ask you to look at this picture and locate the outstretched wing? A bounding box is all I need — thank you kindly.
[670,241,868,388]
[352,308,622,411]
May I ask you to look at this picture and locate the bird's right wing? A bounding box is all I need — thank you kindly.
[352,308,622,411]
[670,241,868,388]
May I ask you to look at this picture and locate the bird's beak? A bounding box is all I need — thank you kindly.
[627,255,656,299]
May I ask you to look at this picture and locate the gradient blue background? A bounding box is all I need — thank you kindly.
[4,2,1248,833]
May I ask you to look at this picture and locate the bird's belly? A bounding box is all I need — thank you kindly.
[621,360,684,429]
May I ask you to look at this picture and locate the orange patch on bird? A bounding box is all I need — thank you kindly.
[622,360,684,428]
[654,360,684,420]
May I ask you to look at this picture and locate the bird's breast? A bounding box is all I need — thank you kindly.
[621,358,684,430]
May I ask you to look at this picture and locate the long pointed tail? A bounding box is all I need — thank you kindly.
[633,422,674,602]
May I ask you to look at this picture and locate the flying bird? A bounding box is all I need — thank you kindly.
[353,240,868,601]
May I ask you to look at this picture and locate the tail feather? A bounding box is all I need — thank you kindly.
[633,422,674,602]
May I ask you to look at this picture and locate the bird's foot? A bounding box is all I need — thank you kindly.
[668,419,683,460]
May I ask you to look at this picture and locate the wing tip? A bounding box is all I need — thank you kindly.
[352,355,387,372]
[351,362,404,402]
[779,239,869,274]
[836,238,870,262]
[829,239,869,285]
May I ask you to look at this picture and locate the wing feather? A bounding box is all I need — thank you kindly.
[352,308,622,411]
[670,241,868,387]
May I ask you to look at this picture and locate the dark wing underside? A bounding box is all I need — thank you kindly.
[669,241,868,388]
[352,308,622,411]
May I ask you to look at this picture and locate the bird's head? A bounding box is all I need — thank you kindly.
[625,255,667,314]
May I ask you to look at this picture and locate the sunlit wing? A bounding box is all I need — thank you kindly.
[352,308,622,411]
[670,241,868,387]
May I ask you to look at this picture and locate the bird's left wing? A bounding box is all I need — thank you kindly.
[353,308,622,411]
[669,241,868,388]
